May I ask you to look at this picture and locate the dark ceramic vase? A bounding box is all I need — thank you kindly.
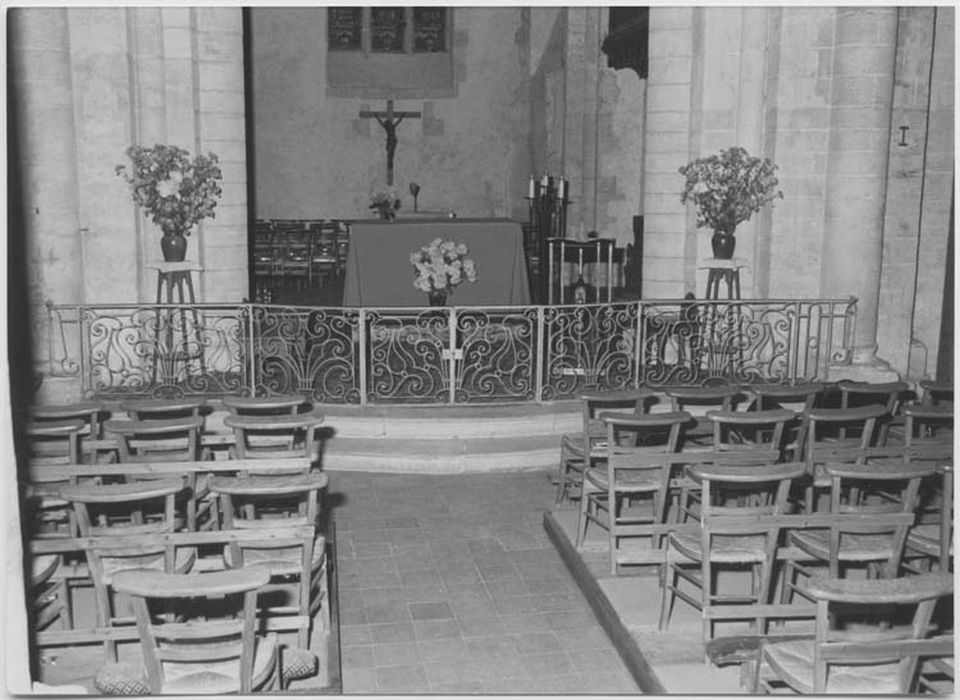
[160,230,188,262]
[711,231,736,260]
[428,290,448,307]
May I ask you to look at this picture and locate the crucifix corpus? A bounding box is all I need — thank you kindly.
[359,99,422,186]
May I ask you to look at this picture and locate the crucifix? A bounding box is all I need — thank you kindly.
[358,99,422,185]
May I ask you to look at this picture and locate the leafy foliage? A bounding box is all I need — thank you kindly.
[369,191,401,220]
[115,144,223,236]
[679,146,783,234]
[410,238,478,295]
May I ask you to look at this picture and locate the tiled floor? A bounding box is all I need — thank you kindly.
[327,469,640,694]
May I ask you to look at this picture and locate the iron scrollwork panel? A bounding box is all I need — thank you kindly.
[455,308,537,403]
[541,303,638,400]
[366,309,449,404]
[253,305,361,402]
[84,305,246,398]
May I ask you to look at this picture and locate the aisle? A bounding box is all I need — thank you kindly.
[328,469,640,694]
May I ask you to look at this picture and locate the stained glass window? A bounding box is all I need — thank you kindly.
[371,7,405,52]
[327,7,363,51]
[413,7,446,53]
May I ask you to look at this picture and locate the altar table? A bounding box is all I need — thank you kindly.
[343,219,531,306]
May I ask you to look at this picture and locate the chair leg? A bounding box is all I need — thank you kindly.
[555,449,570,504]
[658,559,676,631]
[575,486,592,548]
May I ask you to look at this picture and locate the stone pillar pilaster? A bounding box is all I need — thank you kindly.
[820,7,899,378]
[8,8,84,373]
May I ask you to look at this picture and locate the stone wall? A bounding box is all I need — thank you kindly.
[251,7,534,222]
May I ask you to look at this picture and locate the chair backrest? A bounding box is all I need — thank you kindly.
[31,400,105,442]
[120,398,206,420]
[58,479,186,583]
[750,382,826,413]
[688,461,806,525]
[111,568,272,695]
[837,380,909,413]
[802,573,954,694]
[25,418,84,466]
[578,387,653,442]
[705,408,795,454]
[223,408,325,460]
[105,416,204,462]
[221,394,307,416]
[918,379,953,408]
[208,472,329,529]
[823,459,937,577]
[804,404,888,466]
[207,472,328,570]
[666,385,742,415]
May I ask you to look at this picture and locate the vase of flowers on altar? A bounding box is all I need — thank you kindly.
[679,146,782,260]
[370,191,401,220]
[115,144,223,262]
[411,238,478,306]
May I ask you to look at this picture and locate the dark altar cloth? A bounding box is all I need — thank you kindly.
[342,219,531,306]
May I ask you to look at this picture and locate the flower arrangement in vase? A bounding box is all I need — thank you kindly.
[370,191,401,220]
[116,144,223,261]
[410,238,478,306]
[679,146,782,259]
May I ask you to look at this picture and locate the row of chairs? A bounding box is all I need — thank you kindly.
[556,379,953,694]
[24,394,332,693]
[253,219,349,292]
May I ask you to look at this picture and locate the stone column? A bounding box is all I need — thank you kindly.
[820,7,899,376]
[8,8,84,328]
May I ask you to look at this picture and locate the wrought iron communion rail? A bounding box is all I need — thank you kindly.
[45,298,856,404]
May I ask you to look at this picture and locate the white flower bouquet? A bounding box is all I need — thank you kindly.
[410,238,478,297]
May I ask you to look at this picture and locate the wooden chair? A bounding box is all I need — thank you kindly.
[208,472,329,648]
[575,411,690,573]
[748,382,826,460]
[705,407,795,457]
[58,479,198,660]
[105,416,204,463]
[658,461,806,641]
[781,459,937,602]
[96,568,279,694]
[25,419,86,537]
[836,379,909,445]
[756,573,954,694]
[665,384,742,446]
[800,403,888,513]
[901,406,954,574]
[30,401,107,462]
[555,387,652,504]
[223,408,325,464]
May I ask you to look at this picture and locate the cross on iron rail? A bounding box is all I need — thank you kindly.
[358,99,422,185]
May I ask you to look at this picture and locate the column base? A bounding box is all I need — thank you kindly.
[827,348,900,384]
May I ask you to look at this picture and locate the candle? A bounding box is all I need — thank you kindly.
[528,176,535,199]
[558,177,566,200]
[541,173,549,188]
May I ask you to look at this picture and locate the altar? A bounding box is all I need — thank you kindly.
[342,218,531,306]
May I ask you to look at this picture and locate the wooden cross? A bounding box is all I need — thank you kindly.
[358,99,422,186]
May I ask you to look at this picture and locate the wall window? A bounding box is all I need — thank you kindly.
[327,7,449,55]
[326,6,454,97]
